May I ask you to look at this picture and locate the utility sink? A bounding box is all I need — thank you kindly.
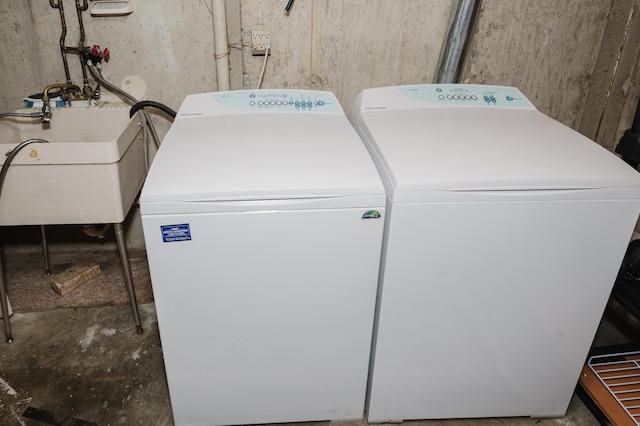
[0,101,144,226]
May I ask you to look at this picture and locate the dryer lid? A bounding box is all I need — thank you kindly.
[352,85,640,202]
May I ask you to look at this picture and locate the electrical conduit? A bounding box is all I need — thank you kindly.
[436,0,480,84]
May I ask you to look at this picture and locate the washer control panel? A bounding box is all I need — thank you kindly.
[177,90,343,119]
[246,93,327,109]
[212,90,342,112]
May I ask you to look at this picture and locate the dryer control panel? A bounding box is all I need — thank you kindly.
[353,84,536,113]
[176,90,343,119]
[400,85,533,108]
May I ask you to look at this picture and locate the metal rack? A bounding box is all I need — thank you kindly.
[586,350,640,425]
[577,249,640,426]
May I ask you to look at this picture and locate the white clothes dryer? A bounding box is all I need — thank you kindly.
[349,84,640,422]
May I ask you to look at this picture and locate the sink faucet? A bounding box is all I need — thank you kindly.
[41,102,51,124]
[41,83,82,123]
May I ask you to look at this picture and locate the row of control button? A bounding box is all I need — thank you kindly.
[438,95,478,101]
[248,100,326,107]
[483,95,497,104]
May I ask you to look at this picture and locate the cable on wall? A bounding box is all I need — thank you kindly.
[256,46,270,89]
[285,0,295,14]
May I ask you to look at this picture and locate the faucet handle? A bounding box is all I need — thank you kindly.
[90,45,109,63]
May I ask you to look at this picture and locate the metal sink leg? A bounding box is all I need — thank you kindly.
[0,254,14,342]
[1,223,144,342]
[114,222,143,334]
[41,225,51,275]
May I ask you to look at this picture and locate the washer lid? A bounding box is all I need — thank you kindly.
[141,90,385,213]
[351,85,640,202]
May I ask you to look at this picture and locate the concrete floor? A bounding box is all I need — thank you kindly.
[1,251,639,425]
[0,304,172,425]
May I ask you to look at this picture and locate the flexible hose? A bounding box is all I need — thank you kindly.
[87,62,137,104]
[0,112,44,120]
[0,139,48,343]
[0,139,50,196]
[87,62,163,148]
[129,100,176,119]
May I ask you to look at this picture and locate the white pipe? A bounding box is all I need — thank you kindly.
[212,0,231,91]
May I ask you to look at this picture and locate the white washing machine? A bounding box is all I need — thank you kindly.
[349,84,640,422]
[140,90,385,426]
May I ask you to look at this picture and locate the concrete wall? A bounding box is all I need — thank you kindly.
[0,1,218,111]
[461,0,640,150]
[0,0,639,252]
[238,0,453,107]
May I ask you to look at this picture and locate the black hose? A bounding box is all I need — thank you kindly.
[285,0,294,13]
[129,100,176,119]
[616,96,640,168]
[0,139,49,200]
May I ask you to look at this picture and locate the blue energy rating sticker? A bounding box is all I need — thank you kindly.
[161,224,192,242]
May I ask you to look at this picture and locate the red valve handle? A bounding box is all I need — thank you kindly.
[90,45,109,62]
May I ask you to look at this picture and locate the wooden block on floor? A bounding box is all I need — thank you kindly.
[50,260,101,296]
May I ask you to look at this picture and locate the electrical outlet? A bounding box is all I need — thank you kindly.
[251,25,271,56]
